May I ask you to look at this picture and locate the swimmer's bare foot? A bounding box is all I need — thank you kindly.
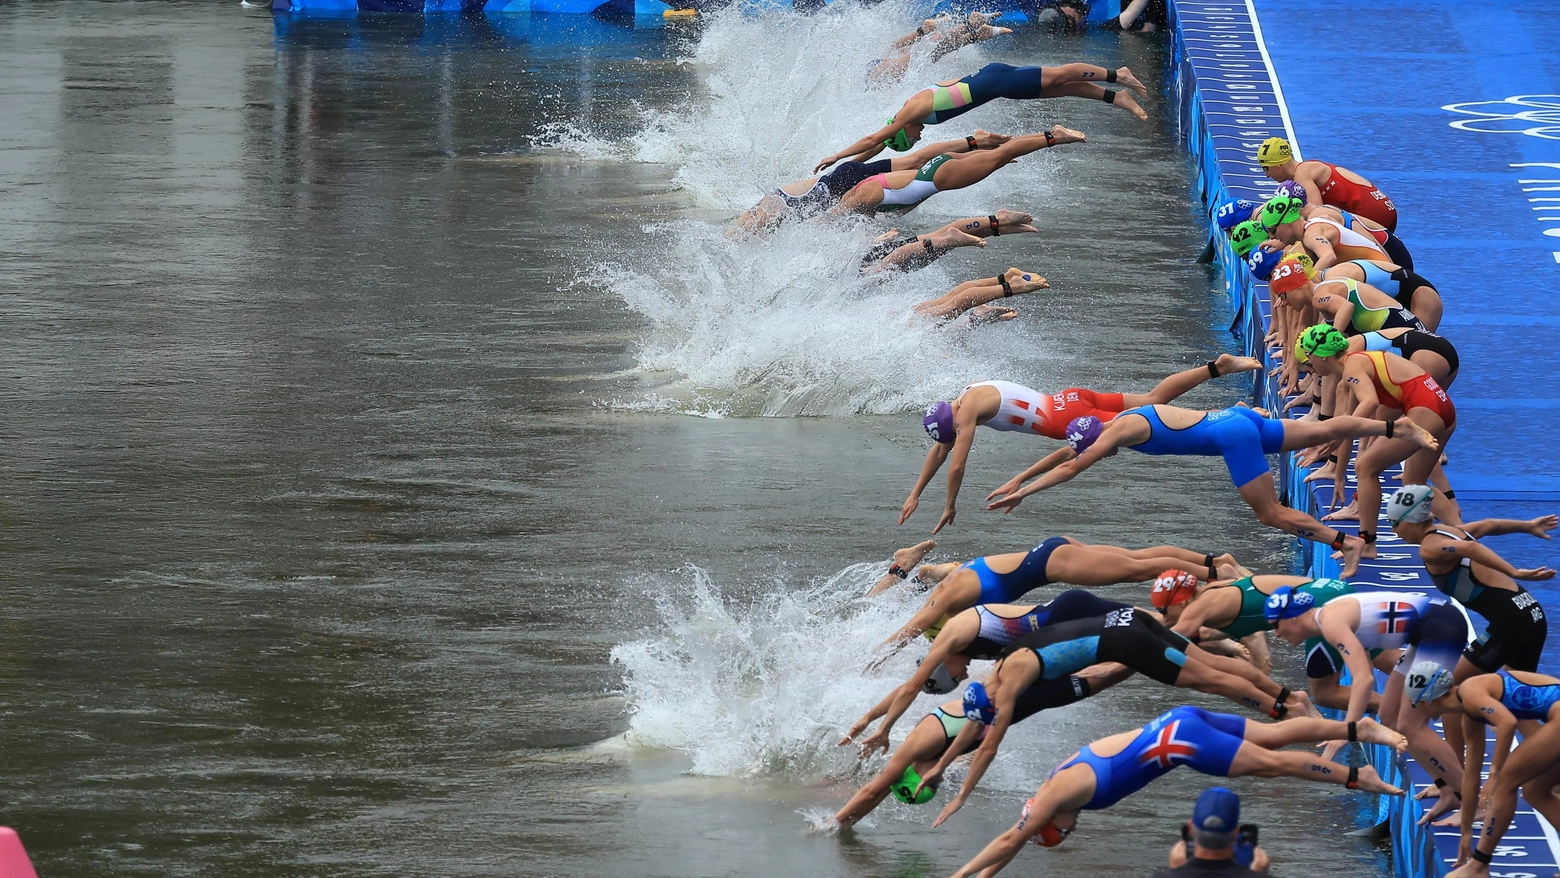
[992,208,1036,235]
[916,561,960,584]
[1213,353,1263,375]
[1355,717,1408,751]
[1003,267,1048,294]
[968,304,1019,324]
[1322,500,1360,522]
[892,540,937,573]
[1398,418,1441,452]
[1215,560,1241,580]
[1117,66,1149,98]
[1048,124,1087,146]
[1338,535,1365,579]
[1353,765,1403,796]
[931,227,987,250]
[1114,91,1148,121]
[1283,689,1320,719]
[1414,784,1440,801]
[1419,790,1460,824]
[1305,462,1337,483]
[873,228,902,244]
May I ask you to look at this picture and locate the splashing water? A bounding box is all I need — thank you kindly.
[538,3,1074,417]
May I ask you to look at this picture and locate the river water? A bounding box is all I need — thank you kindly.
[0,2,1391,875]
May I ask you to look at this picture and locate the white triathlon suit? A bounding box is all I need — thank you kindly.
[1319,591,1432,651]
[1304,216,1386,257]
[962,380,1052,434]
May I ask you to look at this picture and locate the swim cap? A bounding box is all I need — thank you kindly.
[923,401,955,444]
[918,656,962,694]
[1275,180,1305,200]
[921,612,951,641]
[1151,569,1199,610]
[1258,194,1303,229]
[1256,136,1293,167]
[1019,797,1069,847]
[1406,660,1456,706]
[1292,251,1316,277]
[885,120,914,152]
[1263,585,1316,623]
[963,681,997,725]
[1267,258,1310,295]
[890,763,938,804]
[1295,323,1349,360]
[1388,484,1436,525]
[1228,220,1268,257]
[1065,416,1104,454]
[1215,198,1260,232]
[1245,245,1284,281]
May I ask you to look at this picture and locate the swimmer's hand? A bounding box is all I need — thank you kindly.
[898,495,919,525]
[839,716,874,747]
[986,477,1022,504]
[1526,515,1558,538]
[1514,567,1557,581]
[1317,739,1349,762]
[911,766,945,801]
[1257,239,1283,253]
[815,155,840,173]
[985,492,1024,514]
[856,729,891,758]
[931,506,956,534]
[931,791,966,828]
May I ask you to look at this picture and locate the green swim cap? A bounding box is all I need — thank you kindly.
[1228,219,1268,257]
[885,119,914,152]
[890,764,937,804]
[1296,323,1349,362]
[1258,194,1303,229]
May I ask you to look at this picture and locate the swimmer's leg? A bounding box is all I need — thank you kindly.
[929,126,1086,192]
[1043,542,1215,586]
[1040,62,1148,98]
[867,225,986,273]
[731,193,787,235]
[865,539,939,597]
[1042,81,1147,121]
[1236,715,1406,751]
[1227,741,1402,795]
[1121,354,1263,408]
[1235,474,1368,578]
[913,268,1048,321]
[949,209,1038,238]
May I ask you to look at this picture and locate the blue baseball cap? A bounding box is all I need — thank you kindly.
[1193,787,1241,833]
[1263,585,1316,622]
[1215,198,1260,232]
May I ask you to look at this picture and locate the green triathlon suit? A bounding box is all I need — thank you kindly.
[1211,576,1353,640]
[1336,278,1426,334]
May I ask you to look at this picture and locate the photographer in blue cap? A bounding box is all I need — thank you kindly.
[1154,787,1269,875]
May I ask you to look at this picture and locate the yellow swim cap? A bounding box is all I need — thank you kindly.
[922,614,951,641]
[1256,137,1292,167]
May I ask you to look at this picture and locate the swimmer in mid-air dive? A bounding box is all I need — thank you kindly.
[912,267,1051,323]
[733,130,1013,232]
[814,62,1147,172]
[875,536,1239,652]
[903,354,1263,533]
[830,663,1128,830]
[1256,137,1399,231]
[984,403,1441,577]
[943,706,1404,877]
[867,13,1013,86]
[861,210,1039,274]
[831,126,1087,217]
[1406,663,1560,878]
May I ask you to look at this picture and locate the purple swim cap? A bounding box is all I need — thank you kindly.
[923,401,955,444]
[1066,416,1104,454]
[1275,180,1305,200]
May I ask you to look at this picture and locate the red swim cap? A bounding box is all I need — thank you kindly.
[1036,821,1069,847]
[1268,259,1309,295]
[1151,569,1198,610]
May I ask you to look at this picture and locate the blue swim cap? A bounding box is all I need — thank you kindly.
[1215,198,1260,232]
[1066,416,1104,454]
[1245,245,1284,281]
[1263,586,1316,623]
[963,681,997,725]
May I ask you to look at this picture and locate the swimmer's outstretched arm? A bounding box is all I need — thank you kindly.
[987,418,1148,512]
[930,670,1022,826]
[902,443,953,525]
[1319,609,1376,729]
[916,711,984,799]
[892,130,1009,171]
[987,446,1074,503]
[1462,514,1558,539]
[817,94,933,172]
[1425,533,1556,581]
[1307,227,1342,272]
[841,690,899,747]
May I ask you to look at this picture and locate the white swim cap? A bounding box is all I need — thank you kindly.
[917,657,962,694]
[1405,660,1455,706]
[1387,485,1435,524]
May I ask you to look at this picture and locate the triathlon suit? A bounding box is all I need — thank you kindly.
[1122,405,1286,488]
[1052,706,1247,810]
[1215,576,1353,639]
[1013,607,1193,686]
[924,675,1096,760]
[1480,671,1560,723]
[1303,592,1468,679]
[966,380,1128,441]
[916,63,1045,125]
[1360,330,1460,378]
[961,591,1129,660]
[1314,161,1398,231]
[1321,277,1427,334]
[958,537,1071,604]
[1323,260,1437,311]
[1425,527,1547,672]
[1345,351,1455,426]
[1304,215,1387,263]
[868,154,952,214]
[775,160,892,218]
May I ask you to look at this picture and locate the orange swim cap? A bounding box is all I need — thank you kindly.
[1151,569,1198,610]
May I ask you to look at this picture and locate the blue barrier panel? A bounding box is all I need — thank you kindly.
[1170,1,1560,876]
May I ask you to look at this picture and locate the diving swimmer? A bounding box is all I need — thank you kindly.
[985,403,1441,577]
[815,62,1147,172]
[944,706,1403,877]
[903,354,1264,533]
[868,13,1013,86]
[912,267,1051,323]
[860,210,1038,274]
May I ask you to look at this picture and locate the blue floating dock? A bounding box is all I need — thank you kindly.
[270,0,686,18]
[1171,1,1560,875]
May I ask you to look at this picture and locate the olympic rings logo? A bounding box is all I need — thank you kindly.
[1441,95,1560,140]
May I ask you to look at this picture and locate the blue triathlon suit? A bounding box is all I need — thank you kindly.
[961,590,1128,660]
[1124,405,1286,488]
[1489,671,1560,722]
[960,536,1069,604]
[1054,706,1247,810]
[921,63,1045,124]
